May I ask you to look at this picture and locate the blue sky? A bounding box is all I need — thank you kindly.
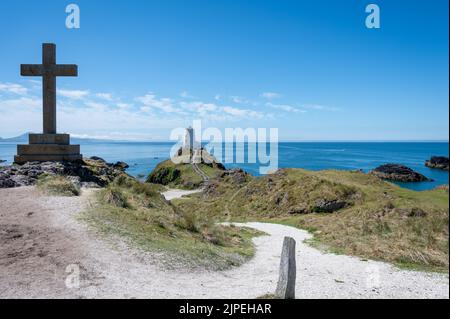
[0,0,448,141]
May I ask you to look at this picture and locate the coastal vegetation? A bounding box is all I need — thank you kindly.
[171,168,449,272]
[80,174,262,270]
[146,158,224,189]
[37,174,81,196]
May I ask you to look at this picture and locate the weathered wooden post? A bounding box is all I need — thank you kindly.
[275,236,296,299]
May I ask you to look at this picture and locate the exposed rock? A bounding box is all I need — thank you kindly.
[218,169,249,184]
[0,158,130,189]
[370,164,431,182]
[425,156,449,171]
[0,159,6,163]
[89,156,106,162]
[287,205,310,215]
[113,161,129,170]
[313,199,348,213]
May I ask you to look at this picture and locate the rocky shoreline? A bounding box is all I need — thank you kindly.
[0,157,129,188]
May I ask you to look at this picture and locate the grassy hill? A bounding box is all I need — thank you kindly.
[80,174,261,270]
[146,158,225,189]
[174,168,449,272]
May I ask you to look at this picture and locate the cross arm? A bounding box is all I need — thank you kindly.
[21,64,44,76]
[53,64,78,76]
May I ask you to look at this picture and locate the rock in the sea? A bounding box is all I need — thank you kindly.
[0,158,130,189]
[0,159,6,163]
[425,156,449,171]
[370,164,431,182]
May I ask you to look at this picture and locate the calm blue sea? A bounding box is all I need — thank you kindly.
[1,141,448,191]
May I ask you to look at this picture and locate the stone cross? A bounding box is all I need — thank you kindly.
[21,43,77,134]
[275,236,296,299]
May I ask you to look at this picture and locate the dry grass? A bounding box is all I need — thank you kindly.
[80,175,262,270]
[37,174,80,196]
[174,169,449,272]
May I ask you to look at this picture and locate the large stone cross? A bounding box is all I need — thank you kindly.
[21,43,77,134]
[15,43,82,164]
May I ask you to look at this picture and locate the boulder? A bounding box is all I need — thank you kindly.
[313,199,347,213]
[425,156,449,171]
[113,161,129,170]
[218,168,249,184]
[89,156,106,162]
[370,164,431,182]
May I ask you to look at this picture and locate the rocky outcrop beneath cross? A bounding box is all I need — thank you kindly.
[0,157,130,188]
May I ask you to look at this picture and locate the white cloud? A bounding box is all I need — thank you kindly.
[300,104,340,111]
[58,89,89,100]
[230,96,249,104]
[0,82,28,95]
[0,97,40,110]
[222,106,264,119]
[214,94,221,100]
[261,92,282,99]
[96,92,113,101]
[136,93,182,114]
[266,102,304,113]
[180,101,218,114]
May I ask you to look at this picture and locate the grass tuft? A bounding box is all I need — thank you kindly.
[37,174,80,196]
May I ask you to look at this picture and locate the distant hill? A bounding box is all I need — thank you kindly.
[0,132,130,144]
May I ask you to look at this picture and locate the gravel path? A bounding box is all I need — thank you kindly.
[161,188,203,201]
[0,187,448,299]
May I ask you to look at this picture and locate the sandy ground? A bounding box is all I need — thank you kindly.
[0,186,448,299]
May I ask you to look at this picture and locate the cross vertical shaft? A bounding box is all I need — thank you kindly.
[43,44,56,134]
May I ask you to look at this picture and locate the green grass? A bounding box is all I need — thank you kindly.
[37,174,80,196]
[80,175,263,270]
[146,159,223,189]
[174,168,449,272]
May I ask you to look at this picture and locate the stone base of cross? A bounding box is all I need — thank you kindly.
[14,133,82,164]
[14,43,82,164]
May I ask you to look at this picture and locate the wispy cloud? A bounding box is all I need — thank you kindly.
[266,102,304,113]
[0,82,28,95]
[230,96,249,104]
[95,92,113,101]
[0,81,272,139]
[261,92,282,99]
[58,89,90,100]
[136,93,183,114]
[222,106,264,119]
[300,104,340,111]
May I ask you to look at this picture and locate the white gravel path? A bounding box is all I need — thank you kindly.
[1,187,448,299]
[162,188,202,201]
